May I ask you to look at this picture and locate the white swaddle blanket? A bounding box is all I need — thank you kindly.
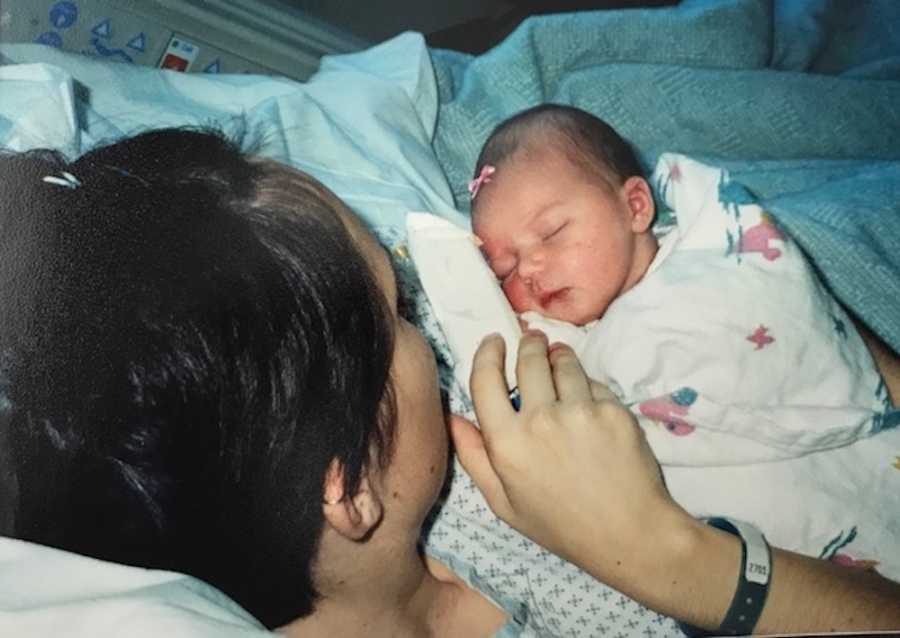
[527,153,894,466]
[410,154,900,582]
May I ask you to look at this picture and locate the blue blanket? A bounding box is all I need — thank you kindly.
[429,0,900,352]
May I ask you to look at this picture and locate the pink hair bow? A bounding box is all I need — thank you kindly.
[468,165,496,200]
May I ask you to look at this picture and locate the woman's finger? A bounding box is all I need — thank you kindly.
[549,344,592,403]
[516,330,557,409]
[470,334,517,441]
[589,378,619,404]
[449,415,512,519]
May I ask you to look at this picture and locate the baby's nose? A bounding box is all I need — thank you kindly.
[517,251,543,281]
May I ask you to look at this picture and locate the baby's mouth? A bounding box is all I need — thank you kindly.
[538,288,569,307]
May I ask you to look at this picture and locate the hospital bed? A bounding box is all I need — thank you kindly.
[2,0,900,635]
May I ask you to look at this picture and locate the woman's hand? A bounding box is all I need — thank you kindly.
[450,331,687,576]
[452,331,900,633]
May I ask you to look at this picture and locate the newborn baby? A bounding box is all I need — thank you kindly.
[468,104,893,466]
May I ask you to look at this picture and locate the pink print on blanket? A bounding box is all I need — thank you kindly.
[737,212,785,261]
[831,553,881,572]
[638,388,698,436]
[821,527,880,574]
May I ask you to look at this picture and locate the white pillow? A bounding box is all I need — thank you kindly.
[0,537,268,637]
[0,33,467,233]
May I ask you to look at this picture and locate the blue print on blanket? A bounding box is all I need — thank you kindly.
[872,377,900,433]
[831,314,848,340]
[718,172,757,220]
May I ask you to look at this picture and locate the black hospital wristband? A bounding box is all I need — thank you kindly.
[678,517,772,637]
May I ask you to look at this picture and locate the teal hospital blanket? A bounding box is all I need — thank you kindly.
[429,0,900,352]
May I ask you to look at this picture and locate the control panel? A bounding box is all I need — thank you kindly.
[0,0,365,80]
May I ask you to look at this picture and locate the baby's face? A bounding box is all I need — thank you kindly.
[473,148,656,325]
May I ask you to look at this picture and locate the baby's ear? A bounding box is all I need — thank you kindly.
[622,176,655,233]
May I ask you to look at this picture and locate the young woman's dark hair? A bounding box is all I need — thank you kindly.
[0,129,397,627]
[473,103,644,190]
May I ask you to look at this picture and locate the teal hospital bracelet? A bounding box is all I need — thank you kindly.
[678,517,772,637]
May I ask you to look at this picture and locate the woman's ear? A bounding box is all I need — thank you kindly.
[322,459,384,541]
[622,176,656,233]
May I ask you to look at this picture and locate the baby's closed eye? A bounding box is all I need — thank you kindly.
[542,221,568,241]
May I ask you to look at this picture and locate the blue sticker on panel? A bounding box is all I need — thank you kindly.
[49,2,78,29]
[35,31,63,48]
[86,38,134,64]
[127,33,146,52]
[204,59,221,74]
[91,18,111,39]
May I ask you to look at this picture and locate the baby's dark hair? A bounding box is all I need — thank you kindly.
[0,128,397,627]
[473,103,643,192]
